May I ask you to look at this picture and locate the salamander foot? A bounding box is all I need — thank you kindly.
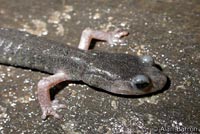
[41,100,66,120]
[107,29,129,45]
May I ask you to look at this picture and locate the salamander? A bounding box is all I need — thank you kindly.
[0,28,167,119]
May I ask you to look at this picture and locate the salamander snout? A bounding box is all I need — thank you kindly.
[131,75,152,90]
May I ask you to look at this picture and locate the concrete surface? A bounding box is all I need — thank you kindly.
[0,0,199,133]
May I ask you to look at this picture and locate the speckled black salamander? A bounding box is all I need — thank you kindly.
[0,28,167,119]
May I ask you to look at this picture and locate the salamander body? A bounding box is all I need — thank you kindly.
[0,28,167,119]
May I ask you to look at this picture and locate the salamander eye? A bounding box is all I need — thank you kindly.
[132,75,151,90]
[141,55,154,65]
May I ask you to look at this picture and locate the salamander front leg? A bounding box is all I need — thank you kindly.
[78,28,129,50]
[37,72,69,119]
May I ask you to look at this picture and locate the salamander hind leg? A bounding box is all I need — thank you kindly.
[37,72,69,120]
[78,28,129,50]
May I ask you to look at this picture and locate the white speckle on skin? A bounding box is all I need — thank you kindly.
[42,49,50,54]
[8,57,12,61]
[1,28,8,30]
[70,56,81,61]
[92,53,97,56]
[89,66,118,79]
[0,39,5,47]
[3,42,12,52]
[111,100,118,110]
[13,44,23,54]
[25,34,30,37]
[17,44,23,49]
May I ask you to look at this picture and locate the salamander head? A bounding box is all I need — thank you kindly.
[83,53,167,95]
[109,66,167,95]
[108,55,167,95]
